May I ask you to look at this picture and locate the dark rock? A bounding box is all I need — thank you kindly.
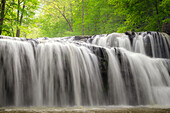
[125,31,136,45]
[44,37,48,40]
[147,31,151,34]
[162,22,170,35]
[74,36,92,41]
[162,17,170,35]
[143,35,152,57]
[115,48,138,105]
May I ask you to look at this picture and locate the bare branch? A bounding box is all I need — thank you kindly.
[44,0,73,32]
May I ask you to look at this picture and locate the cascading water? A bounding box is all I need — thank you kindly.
[0,31,169,107]
[91,32,170,58]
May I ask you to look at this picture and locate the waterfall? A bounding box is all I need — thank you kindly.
[91,32,170,58]
[0,31,169,107]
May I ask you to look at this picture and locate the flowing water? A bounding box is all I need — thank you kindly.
[0,32,170,108]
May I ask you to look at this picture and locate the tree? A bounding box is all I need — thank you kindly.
[81,0,84,35]
[0,0,6,35]
[1,0,167,38]
[44,0,73,32]
[0,0,39,37]
[16,0,25,37]
[108,0,170,32]
[16,0,39,37]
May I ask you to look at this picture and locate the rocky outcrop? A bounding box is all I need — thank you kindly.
[124,31,135,45]
[162,18,170,35]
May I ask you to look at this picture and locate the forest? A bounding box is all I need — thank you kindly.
[0,0,169,38]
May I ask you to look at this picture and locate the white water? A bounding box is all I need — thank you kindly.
[0,32,169,107]
[92,32,170,58]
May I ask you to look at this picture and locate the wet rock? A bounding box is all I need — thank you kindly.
[74,36,92,41]
[162,20,170,35]
[90,46,108,93]
[44,37,48,40]
[143,35,153,57]
[125,31,135,45]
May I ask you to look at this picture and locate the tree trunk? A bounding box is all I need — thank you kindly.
[155,0,161,31]
[16,29,20,37]
[20,4,25,25]
[16,0,20,37]
[50,2,73,32]
[62,13,73,32]
[11,23,14,37]
[0,0,6,35]
[70,1,73,30]
[82,0,84,35]
[54,5,73,32]
[16,0,25,37]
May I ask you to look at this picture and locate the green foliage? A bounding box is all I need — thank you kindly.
[37,0,123,37]
[0,0,169,38]
[109,0,170,32]
[0,0,39,37]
